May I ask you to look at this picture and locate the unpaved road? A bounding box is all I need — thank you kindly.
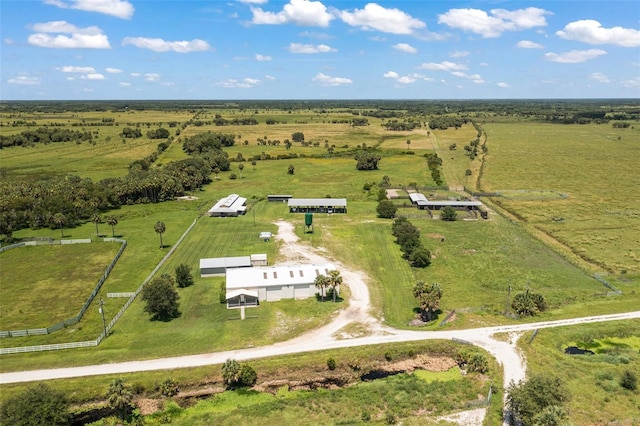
[2,220,639,425]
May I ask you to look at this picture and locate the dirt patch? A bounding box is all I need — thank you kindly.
[136,398,162,415]
[176,195,199,201]
[385,188,402,198]
[426,233,446,240]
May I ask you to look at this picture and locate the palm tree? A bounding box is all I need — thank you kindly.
[238,163,244,178]
[406,139,411,150]
[91,213,101,237]
[154,221,166,248]
[314,274,330,302]
[413,281,443,321]
[106,215,118,237]
[251,160,257,170]
[107,378,133,422]
[327,270,343,302]
[221,359,241,388]
[52,213,66,238]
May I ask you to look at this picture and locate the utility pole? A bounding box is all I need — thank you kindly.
[99,298,107,338]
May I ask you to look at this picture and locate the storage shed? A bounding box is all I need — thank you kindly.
[268,194,293,202]
[288,198,347,214]
[416,200,483,211]
[207,194,247,217]
[226,263,337,301]
[200,254,267,276]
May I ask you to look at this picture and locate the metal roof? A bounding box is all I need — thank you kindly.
[409,193,428,202]
[226,263,337,290]
[200,256,251,269]
[208,194,247,213]
[225,289,259,300]
[416,200,483,206]
[288,198,347,207]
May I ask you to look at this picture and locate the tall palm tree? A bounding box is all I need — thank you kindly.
[314,274,330,302]
[91,213,101,237]
[154,221,166,248]
[107,378,133,422]
[52,213,66,238]
[328,270,343,303]
[106,215,118,237]
[238,163,244,178]
[221,359,241,388]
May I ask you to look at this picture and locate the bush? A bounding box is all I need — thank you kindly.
[376,200,397,218]
[239,364,257,387]
[229,173,238,180]
[620,370,638,390]
[175,263,194,288]
[440,206,458,221]
[160,377,179,397]
[327,357,337,370]
[0,383,70,426]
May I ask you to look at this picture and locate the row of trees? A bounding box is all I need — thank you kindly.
[391,217,431,268]
[0,127,94,148]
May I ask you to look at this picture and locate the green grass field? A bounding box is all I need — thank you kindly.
[1,104,639,425]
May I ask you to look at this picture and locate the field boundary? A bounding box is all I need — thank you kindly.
[0,218,198,354]
[0,239,127,338]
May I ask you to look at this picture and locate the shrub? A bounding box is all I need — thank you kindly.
[239,364,257,387]
[620,370,638,390]
[376,200,397,219]
[229,173,238,180]
[327,357,337,370]
[160,377,179,397]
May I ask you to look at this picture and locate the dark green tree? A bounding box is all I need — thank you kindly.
[507,375,569,426]
[238,364,257,387]
[409,246,432,268]
[0,383,70,426]
[413,281,442,321]
[512,289,547,317]
[154,220,166,248]
[355,151,381,170]
[91,213,101,237]
[238,162,244,178]
[291,132,305,142]
[175,263,194,288]
[141,274,180,321]
[376,200,397,218]
[440,206,458,221]
[287,164,295,175]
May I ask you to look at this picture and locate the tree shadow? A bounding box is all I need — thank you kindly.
[151,310,181,322]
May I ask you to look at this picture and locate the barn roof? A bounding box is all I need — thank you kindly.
[225,289,259,300]
[288,198,347,208]
[416,200,483,207]
[200,256,251,269]
[226,263,337,290]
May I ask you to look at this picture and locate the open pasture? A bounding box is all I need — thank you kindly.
[522,320,640,425]
[0,242,121,330]
[481,121,640,274]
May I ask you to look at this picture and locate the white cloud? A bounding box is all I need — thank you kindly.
[4,38,15,45]
[43,0,134,19]
[383,71,399,79]
[517,40,544,49]
[119,82,131,86]
[216,78,261,88]
[312,72,352,86]
[59,65,96,73]
[384,71,433,85]
[451,71,484,83]
[556,20,640,47]
[255,54,272,61]
[122,37,210,53]
[590,72,610,83]
[497,82,510,88]
[105,67,122,73]
[130,72,140,77]
[251,0,333,27]
[83,88,94,92]
[144,73,161,81]
[449,50,469,58]
[621,78,640,88]
[82,73,105,80]
[288,43,336,54]
[28,21,110,49]
[265,75,276,80]
[392,43,417,54]
[438,7,550,38]
[8,76,40,85]
[419,61,467,71]
[544,49,606,63]
[338,3,426,35]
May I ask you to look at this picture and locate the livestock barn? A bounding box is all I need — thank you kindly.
[200,254,267,277]
[288,198,347,213]
[226,263,337,301]
[207,194,247,217]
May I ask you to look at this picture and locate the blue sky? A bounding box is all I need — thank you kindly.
[1,0,639,100]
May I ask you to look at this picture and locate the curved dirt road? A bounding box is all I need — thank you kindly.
[2,221,639,424]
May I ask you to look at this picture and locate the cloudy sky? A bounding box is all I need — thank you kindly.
[2,0,639,100]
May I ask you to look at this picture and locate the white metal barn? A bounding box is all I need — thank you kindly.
[199,254,267,276]
[225,263,337,302]
[207,194,247,217]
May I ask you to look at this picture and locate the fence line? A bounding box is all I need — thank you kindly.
[593,274,622,295]
[0,239,126,338]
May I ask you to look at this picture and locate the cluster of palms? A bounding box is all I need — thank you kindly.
[314,270,343,302]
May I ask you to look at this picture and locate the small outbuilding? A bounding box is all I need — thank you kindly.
[267,194,293,202]
[416,200,483,211]
[226,263,337,301]
[207,194,247,217]
[288,198,347,214]
[200,254,267,277]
